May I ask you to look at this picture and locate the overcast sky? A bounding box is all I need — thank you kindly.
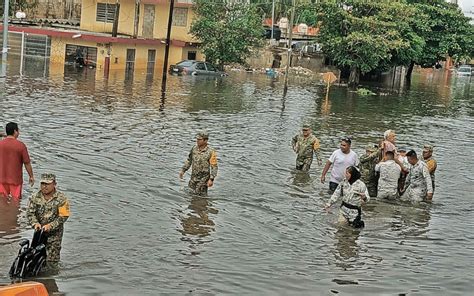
[459,0,474,13]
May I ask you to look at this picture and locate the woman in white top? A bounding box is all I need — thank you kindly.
[325,166,370,228]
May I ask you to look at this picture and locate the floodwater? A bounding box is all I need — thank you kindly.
[0,59,473,295]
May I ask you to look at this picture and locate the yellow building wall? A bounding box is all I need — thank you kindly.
[81,0,136,36]
[49,36,193,77]
[181,46,204,61]
[151,4,197,42]
[81,0,198,43]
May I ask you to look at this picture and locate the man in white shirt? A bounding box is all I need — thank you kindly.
[321,137,359,193]
[375,151,401,200]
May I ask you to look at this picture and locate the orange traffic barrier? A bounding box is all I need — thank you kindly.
[0,281,48,296]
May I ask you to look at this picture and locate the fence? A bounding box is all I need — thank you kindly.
[1,31,51,76]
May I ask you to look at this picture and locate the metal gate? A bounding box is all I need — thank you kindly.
[1,31,51,76]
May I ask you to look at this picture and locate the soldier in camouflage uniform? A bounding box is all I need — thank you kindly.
[179,132,218,196]
[291,124,322,172]
[422,144,437,192]
[401,150,433,203]
[375,151,401,200]
[27,173,70,269]
[359,144,381,197]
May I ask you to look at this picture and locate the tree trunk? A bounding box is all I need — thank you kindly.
[348,66,360,88]
[405,61,415,82]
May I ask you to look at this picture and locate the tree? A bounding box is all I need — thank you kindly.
[405,0,474,80]
[190,0,265,70]
[316,1,414,87]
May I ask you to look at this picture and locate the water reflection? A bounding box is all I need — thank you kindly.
[0,199,20,241]
[390,203,431,237]
[333,227,361,268]
[290,170,312,187]
[34,277,64,296]
[179,196,218,242]
[0,60,472,294]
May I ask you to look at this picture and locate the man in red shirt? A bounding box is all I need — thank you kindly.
[0,122,35,201]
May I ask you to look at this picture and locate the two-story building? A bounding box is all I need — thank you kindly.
[3,0,203,77]
[70,0,203,73]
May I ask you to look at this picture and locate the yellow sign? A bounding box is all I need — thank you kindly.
[322,72,338,101]
[322,72,338,84]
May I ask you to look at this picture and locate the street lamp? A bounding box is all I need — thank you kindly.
[15,11,26,19]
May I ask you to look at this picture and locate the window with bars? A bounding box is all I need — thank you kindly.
[172,8,188,27]
[96,3,117,23]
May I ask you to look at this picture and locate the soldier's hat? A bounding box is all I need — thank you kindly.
[196,131,209,140]
[398,147,408,152]
[365,144,377,152]
[302,123,311,130]
[423,144,433,152]
[40,173,56,184]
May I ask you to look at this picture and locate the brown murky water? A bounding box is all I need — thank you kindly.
[1,58,473,295]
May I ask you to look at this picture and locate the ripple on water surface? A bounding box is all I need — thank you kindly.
[0,69,473,295]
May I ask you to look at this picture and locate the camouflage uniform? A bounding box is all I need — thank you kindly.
[182,145,218,196]
[326,179,370,224]
[375,160,401,200]
[27,190,70,263]
[359,148,381,197]
[401,160,433,203]
[291,133,321,172]
[424,156,437,191]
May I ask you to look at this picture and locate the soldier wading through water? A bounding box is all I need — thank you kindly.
[291,124,322,172]
[27,173,70,271]
[179,132,218,196]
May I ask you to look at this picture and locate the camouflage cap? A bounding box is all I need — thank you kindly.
[302,123,311,129]
[196,131,209,140]
[365,144,377,152]
[423,144,433,152]
[40,173,56,184]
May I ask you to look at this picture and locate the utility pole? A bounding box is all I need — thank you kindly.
[112,0,120,37]
[283,0,295,95]
[271,0,275,41]
[2,0,10,58]
[133,0,140,38]
[161,0,175,96]
[1,0,9,77]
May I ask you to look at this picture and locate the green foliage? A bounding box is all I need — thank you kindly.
[295,3,318,27]
[409,0,474,66]
[252,0,293,22]
[315,0,473,81]
[356,88,376,96]
[316,1,412,75]
[191,0,265,69]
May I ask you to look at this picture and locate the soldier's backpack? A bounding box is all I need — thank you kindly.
[9,230,48,279]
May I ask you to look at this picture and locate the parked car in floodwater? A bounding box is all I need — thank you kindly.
[456,65,472,76]
[169,60,226,76]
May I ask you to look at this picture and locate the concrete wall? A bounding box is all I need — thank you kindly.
[247,48,338,74]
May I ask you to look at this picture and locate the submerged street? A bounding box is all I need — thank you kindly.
[0,63,473,295]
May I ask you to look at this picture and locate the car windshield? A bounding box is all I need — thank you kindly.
[177,61,194,67]
[458,67,471,73]
[206,63,217,72]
